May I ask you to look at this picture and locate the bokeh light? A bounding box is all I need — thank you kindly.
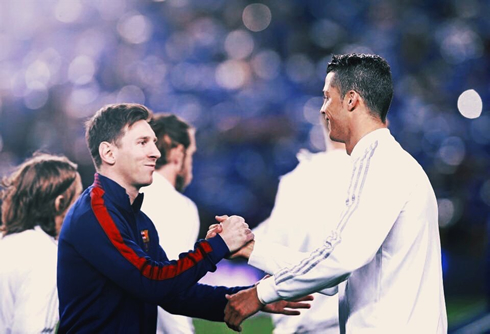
[242,4,272,32]
[224,30,255,60]
[458,89,483,119]
[117,13,153,45]
[215,60,250,90]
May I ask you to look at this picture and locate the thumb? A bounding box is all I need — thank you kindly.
[225,294,232,300]
[215,215,229,223]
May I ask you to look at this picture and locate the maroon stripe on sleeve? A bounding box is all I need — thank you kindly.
[90,185,213,280]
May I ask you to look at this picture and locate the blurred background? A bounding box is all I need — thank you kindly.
[0,0,489,332]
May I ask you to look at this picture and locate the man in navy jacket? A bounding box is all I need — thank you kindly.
[57,103,310,333]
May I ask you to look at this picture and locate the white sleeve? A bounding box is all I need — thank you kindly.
[249,239,311,274]
[250,239,339,296]
[257,145,409,303]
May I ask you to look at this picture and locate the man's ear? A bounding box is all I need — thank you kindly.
[55,194,65,213]
[168,145,185,169]
[346,90,359,112]
[99,141,116,165]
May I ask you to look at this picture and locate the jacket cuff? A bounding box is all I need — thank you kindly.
[256,276,281,304]
[204,234,230,263]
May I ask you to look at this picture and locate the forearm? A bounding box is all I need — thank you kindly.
[248,239,310,273]
[160,283,252,322]
[71,211,230,304]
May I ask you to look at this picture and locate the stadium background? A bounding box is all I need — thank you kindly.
[0,0,489,332]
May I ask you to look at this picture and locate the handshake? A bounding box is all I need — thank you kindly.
[205,215,312,332]
[206,215,254,258]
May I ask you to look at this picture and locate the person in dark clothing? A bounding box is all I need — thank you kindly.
[57,103,311,333]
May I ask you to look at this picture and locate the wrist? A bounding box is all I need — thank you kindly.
[253,285,266,306]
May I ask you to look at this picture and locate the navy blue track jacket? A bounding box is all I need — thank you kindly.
[57,174,248,333]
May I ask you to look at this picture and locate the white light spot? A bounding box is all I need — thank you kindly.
[309,125,327,151]
[117,13,152,44]
[251,50,281,80]
[242,4,272,32]
[458,89,482,119]
[25,60,51,87]
[116,85,145,104]
[303,97,323,125]
[68,55,96,85]
[215,60,250,90]
[224,30,254,60]
[438,198,455,227]
[438,136,466,166]
[70,83,100,107]
[23,82,48,110]
[55,0,83,23]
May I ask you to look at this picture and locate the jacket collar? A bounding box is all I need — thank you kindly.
[93,173,144,213]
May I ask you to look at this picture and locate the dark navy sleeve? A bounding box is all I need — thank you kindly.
[65,185,230,304]
[159,283,253,322]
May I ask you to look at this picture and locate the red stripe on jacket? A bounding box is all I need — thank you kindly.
[90,186,213,280]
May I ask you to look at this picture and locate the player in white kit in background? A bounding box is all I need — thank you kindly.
[141,114,199,334]
[251,117,350,334]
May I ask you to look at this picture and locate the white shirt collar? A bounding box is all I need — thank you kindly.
[350,128,392,159]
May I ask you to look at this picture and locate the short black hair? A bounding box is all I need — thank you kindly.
[327,53,393,122]
[86,103,152,168]
[150,114,192,170]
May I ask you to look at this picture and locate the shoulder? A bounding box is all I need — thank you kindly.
[372,137,430,187]
[0,230,56,267]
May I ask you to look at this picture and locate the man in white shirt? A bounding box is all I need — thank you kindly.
[141,114,199,334]
[251,124,350,333]
[219,53,447,333]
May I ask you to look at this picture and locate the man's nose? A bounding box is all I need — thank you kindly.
[320,102,326,114]
[150,142,161,159]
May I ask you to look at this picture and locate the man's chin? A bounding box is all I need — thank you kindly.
[139,176,154,188]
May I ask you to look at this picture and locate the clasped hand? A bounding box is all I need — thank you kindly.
[207,215,254,254]
[223,286,313,332]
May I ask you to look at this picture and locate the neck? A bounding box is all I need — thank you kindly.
[345,116,386,155]
[98,169,140,204]
[156,166,176,188]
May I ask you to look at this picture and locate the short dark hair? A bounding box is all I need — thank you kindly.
[1,153,79,237]
[327,53,393,122]
[150,114,192,170]
[86,103,152,168]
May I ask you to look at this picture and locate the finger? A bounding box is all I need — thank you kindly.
[229,314,243,332]
[279,309,301,316]
[215,215,229,223]
[291,295,314,302]
[224,303,231,324]
[208,225,223,234]
[285,301,311,309]
[245,232,254,242]
[225,321,241,332]
[225,294,232,300]
[206,232,217,239]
